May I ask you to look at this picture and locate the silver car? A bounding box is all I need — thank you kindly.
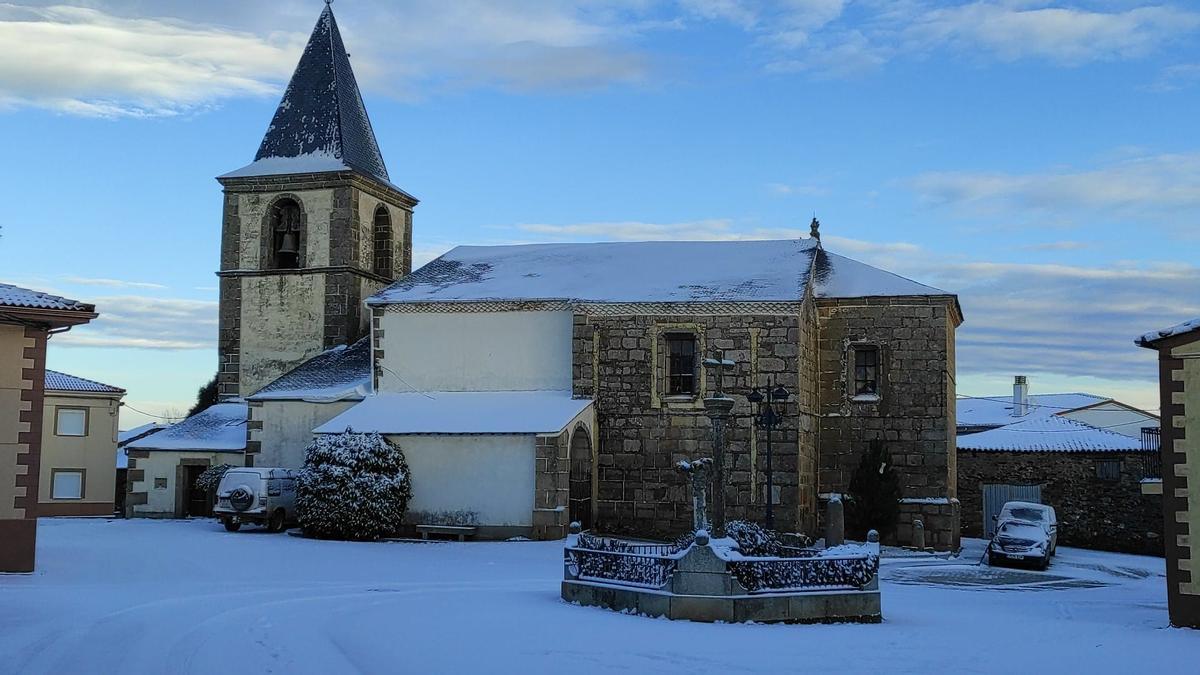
[214,467,298,533]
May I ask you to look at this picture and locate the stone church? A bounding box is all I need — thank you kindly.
[135,4,964,549]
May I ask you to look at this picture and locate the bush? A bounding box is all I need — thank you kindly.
[195,464,232,494]
[725,520,783,557]
[845,440,903,540]
[296,430,412,541]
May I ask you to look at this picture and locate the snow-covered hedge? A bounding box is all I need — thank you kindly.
[195,464,233,494]
[296,431,412,541]
[729,554,879,592]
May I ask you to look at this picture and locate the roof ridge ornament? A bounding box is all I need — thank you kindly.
[810,216,821,241]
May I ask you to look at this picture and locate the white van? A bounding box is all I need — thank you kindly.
[996,501,1058,555]
[214,467,298,533]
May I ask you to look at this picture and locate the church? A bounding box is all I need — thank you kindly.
[126,4,963,549]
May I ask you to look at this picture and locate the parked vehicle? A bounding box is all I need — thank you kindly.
[988,519,1052,570]
[995,501,1058,555]
[214,468,298,533]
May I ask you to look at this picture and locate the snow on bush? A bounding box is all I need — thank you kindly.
[725,520,782,557]
[296,430,412,541]
[195,464,232,494]
[729,554,879,592]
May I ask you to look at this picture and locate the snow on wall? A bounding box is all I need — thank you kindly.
[376,310,573,393]
[398,435,536,528]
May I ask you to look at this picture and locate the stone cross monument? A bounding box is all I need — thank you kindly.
[677,458,714,533]
[702,350,736,534]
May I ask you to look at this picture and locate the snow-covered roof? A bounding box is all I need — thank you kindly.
[314,391,592,435]
[249,338,371,402]
[125,402,247,453]
[118,422,168,446]
[1137,317,1200,346]
[957,393,1106,428]
[0,282,93,312]
[45,370,124,394]
[368,239,951,306]
[956,416,1144,453]
[219,4,409,200]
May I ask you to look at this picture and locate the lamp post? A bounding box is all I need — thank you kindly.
[747,375,790,531]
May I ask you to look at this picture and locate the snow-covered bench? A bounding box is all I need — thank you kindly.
[416,524,477,542]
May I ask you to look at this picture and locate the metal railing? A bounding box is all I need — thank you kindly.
[564,547,680,589]
[1142,427,1162,480]
[728,553,880,593]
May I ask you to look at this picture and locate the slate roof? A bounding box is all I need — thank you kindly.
[221,5,399,193]
[125,402,247,453]
[45,370,124,394]
[956,416,1145,453]
[957,393,1107,429]
[249,337,371,402]
[368,239,951,306]
[1137,317,1200,346]
[0,282,93,312]
[314,391,592,435]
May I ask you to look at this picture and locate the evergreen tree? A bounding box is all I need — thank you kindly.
[845,440,903,540]
[296,430,412,541]
[187,375,219,417]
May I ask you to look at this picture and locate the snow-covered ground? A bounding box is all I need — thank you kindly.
[2,519,1197,674]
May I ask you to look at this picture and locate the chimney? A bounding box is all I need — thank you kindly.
[1012,375,1029,417]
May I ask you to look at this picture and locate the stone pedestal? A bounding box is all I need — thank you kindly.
[826,497,845,547]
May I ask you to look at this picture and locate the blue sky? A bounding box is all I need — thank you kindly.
[0,0,1196,427]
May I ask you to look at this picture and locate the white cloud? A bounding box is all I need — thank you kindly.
[767,182,829,196]
[54,295,217,350]
[909,152,1200,229]
[1147,62,1200,92]
[61,276,167,290]
[0,4,302,117]
[904,2,1200,65]
[1019,241,1090,251]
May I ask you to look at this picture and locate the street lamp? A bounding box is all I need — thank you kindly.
[747,375,790,531]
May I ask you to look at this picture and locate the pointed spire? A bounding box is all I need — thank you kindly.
[241,3,390,185]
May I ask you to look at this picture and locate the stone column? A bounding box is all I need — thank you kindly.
[826,496,845,547]
[703,395,734,535]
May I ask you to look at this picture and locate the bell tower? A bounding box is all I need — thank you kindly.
[215,3,417,398]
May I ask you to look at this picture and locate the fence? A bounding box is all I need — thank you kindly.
[1142,427,1162,480]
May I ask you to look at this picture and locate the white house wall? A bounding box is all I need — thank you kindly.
[255,400,357,468]
[394,435,536,529]
[376,311,573,393]
[130,451,245,517]
[1060,403,1158,439]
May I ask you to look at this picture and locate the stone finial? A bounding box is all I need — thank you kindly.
[867,529,879,543]
[810,216,821,240]
[569,521,582,535]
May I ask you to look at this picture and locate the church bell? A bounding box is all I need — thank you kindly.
[277,230,300,255]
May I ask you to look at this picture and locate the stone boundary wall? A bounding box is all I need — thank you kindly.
[533,429,570,540]
[958,450,1163,555]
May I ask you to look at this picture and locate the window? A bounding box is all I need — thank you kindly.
[666,334,697,395]
[372,206,393,277]
[51,470,84,499]
[1096,459,1121,481]
[154,477,168,490]
[269,199,302,269]
[853,346,879,397]
[55,408,87,436]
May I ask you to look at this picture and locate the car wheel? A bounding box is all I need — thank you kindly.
[987,552,998,567]
[1039,553,1050,571]
[268,509,285,533]
[223,519,241,532]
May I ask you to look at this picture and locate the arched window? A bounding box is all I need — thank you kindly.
[269,199,303,270]
[372,206,393,277]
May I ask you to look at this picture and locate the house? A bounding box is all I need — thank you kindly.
[38,370,125,517]
[312,236,964,546]
[1137,317,1200,628]
[0,282,96,572]
[956,376,1162,554]
[123,402,247,518]
[957,375,1158,438]
[117,422,169,515]
[245,337,370,468]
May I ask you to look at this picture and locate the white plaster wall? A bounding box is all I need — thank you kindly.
[1060,403,1158,439]
[240,275,327,395]
[394,435,535,527]
[131,451,244,517]
[377,311,573,393]
[237,190,333,269]
[256,400,357,468]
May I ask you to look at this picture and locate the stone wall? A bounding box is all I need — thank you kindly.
[533,429,570,540]
[957,450,1163,555]
[815,296,959,549]
[572,307,819,540]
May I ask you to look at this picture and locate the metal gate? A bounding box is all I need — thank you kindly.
[983,483,1042,537]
